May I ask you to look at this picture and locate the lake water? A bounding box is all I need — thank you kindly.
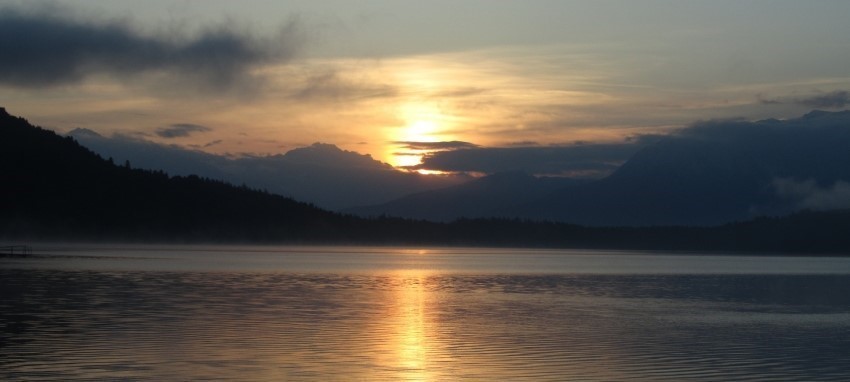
[2,245,850,381]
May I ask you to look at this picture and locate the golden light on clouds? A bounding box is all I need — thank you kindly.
[372,50,637,168]
[405,120,440,142]
[3,46,757,171]
[392,118,442,168]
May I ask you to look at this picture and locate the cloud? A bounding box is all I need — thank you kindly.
[624,134,666,145]
[413,142,646,177]
[0,5,300,90]
[758,90,850,109]
[774,178,850,210]
[756,93,783,105]
[155,123,212,138]
[394,140,479,151]
[392,152,424,157]
[291,71,397,102]
[430,87,488,98]
[505,141,540,147]
[678,110,850,144]
[798,91,850,108]
[666,110,850,187]
[188,140,224,149]
[412,109,850,179]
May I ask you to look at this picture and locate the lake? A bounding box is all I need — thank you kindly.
[2,245,850,381]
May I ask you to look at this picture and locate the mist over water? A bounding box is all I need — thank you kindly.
[3,246,850,381]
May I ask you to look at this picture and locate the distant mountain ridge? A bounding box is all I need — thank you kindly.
[349,110,850,226]
[1,107,353,241]
[512,110,850,226]
[347,171,587,221]
[4,106,850,253]
[67,131,468,210]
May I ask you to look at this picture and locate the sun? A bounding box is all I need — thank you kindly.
[394,153,424,168]
[389,119,443,169]
[385,101,458,171]
[405,120,439,143]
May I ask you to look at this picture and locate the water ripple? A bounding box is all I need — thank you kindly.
[2,267,850,380]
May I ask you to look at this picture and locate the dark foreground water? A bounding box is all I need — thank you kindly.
[2,245,850,381]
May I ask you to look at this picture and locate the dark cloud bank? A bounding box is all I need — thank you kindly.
[512,110,850,226]
[760,90,850,109]
[410,135,664,178]
[394,140,479,151]
[0,6,298,90]
[155,123,212,138]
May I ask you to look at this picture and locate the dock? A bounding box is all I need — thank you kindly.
[0,245,32,256]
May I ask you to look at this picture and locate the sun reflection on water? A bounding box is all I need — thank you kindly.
[395,270,431,381]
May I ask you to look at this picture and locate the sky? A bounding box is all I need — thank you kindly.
[2,0,850,172]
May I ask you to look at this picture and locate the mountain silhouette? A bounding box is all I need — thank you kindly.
[67,131,468,210]
[3,106,850,252]
[0,107,355,241]
[513,111,850,226]
[348,171,586,221]
[345,110,850,226]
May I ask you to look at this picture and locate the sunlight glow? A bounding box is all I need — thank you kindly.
[394,153,424,168]
[405,120,439,143]
[393,152,454,173]
[416,169,448,175]
[388,97,461,169]
[391,116,445,168]
[395,270,431,381]
[397,119,438,168]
